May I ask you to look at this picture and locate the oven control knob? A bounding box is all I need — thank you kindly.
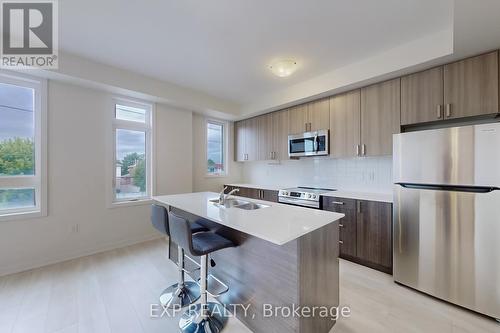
[312,194,317,199]
[307,194,312,198]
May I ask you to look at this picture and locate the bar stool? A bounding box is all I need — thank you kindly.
[151,204,208,309]
[168,211,236,333]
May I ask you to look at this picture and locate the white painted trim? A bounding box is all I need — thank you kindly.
[0,71,47,221]
[205,118,228,177]
[0,233,164,277]
[108,198,153,209]
[107,97,154,207]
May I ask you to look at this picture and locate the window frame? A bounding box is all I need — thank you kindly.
[0,71,47,221]
[205,118,228,177]
[109,97,154,207]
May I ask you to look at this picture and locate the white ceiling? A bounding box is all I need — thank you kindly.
[60,0,453,106]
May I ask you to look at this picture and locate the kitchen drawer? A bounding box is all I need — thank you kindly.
[322,196,357,211]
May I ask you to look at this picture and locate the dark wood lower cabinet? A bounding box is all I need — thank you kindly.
[224,185,278,203]
[323,197,393,274]
[225,185,392,273]
[323,197,357,258]
[356,200,393,273]
[262,189,278,202]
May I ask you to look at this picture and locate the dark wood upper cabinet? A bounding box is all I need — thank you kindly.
[402,51,499,126]
[234,120,246,162]
[307,98,330,131]
[271,109,290,161]
[360,78,401,156]
[356,200,392,271]
[401,67,444,125]
[288,99,329,135]
[236,50,500,160]
[329,90,361,158]
[288,104,309,134]
[444,51,499,120]
[245,117,259,161]
[257,113,273,161]
[234,117,259,162]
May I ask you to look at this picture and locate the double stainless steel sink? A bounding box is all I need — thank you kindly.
[209,198,269,210]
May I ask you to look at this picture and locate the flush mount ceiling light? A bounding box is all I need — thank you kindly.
[269,59,297,77]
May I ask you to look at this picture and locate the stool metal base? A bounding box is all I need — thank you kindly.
[179,303,228,333]
[159,281,200,309]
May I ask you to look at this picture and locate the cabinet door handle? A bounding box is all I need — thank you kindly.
[331,201,344,205]
[339,240,344,244]
[357,201,362,213]
[437,105,443,119]
[361,144,366,156]
[445,104,452,118]
[356,144,360,156]
[339,224,344,228]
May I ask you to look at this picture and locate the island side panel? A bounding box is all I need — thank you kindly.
[169,208,301,333]
[298,221,340,333]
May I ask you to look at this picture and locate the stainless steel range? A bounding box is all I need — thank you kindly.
[278,187,336,209]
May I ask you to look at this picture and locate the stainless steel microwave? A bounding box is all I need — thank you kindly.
[288,130,329,157]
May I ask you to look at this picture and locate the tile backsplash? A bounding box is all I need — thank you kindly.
[241,156,393,193]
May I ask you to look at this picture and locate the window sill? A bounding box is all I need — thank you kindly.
[0,210,45,222]
[205,173,228,178]
[108,198,153,209]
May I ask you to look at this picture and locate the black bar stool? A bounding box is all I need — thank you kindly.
[168,211,236,333]
[151,204,208,309]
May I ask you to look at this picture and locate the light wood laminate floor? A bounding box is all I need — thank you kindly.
[0,239,498,333]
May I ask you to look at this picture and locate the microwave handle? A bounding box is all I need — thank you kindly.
[314,134,319,152]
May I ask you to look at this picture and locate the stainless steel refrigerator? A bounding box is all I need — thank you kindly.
[393,123,500,320]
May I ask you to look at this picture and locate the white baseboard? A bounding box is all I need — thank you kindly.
[0,233,164,277]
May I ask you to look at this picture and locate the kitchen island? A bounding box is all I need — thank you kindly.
[153,192,344,333]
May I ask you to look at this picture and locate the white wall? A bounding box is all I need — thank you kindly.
[241,156,393,193]
[0,80,194,276]
[192,114,242,192]
[155,104,193,195]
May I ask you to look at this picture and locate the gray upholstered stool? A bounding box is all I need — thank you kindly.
[151,204,208,309]
[168,211,235,333]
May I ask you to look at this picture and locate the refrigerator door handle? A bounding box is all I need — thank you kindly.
[396,183,499,194]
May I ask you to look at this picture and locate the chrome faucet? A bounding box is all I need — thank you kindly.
[219,187,240,205]
[219,186,228,204]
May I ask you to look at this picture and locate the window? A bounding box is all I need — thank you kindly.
[112,99,153,204]
[206,120,226,176]
[0,73,46,219]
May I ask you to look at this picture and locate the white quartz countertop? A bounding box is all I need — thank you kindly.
[225,183,393,203]
[153,192,344,246]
